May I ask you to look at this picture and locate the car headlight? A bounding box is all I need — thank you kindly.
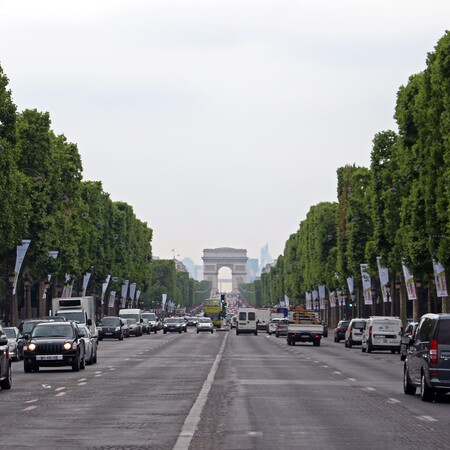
[164,324,167,327]
[8,343,15,350]
[115,327,120,331]
[27,342,36,351]
[63,342,74,350]
[97,327,102,331]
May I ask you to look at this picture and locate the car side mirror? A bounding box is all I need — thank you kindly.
[87,319,92,326]
[0,336,7,346]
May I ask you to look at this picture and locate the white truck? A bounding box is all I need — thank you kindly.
[255,309,271,331]
[287,309,324,346]
[52,296,98,340]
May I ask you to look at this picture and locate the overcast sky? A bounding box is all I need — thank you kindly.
[1,1,449,265]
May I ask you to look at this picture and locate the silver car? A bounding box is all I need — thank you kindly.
[196,318,214,334]
[77,324,98,365]
[4,327,24,361]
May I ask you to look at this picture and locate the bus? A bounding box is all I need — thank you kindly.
[203,298,222,328]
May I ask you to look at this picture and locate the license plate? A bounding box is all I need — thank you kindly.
[36,355,63,361]
[301,334,310,338]
[105,333,113,335]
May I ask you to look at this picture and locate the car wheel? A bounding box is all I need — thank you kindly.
[87,350,94,365]
[119,334,123,341]
[163,330,167,334]
[93,349,97,364]
[403,367,416,395]
[367,340,372,353]
[348,341,352,348]
[24,360,33,373]
[154,330,157,334]
[211,330,213,334]
[236,330,239,335]
[80,355,86,370]
[0,362,12,390]
[400,353,406,361]
[362,345,366,353]
[313,340,320,347]
[336,338,340,343]
[421,372,434,402]
[254,330,258,336]
[72,355,80,372]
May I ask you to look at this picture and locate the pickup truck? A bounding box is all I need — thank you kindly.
[287,310,324,346]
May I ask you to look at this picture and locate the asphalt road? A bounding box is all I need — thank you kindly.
[3,328,450,449]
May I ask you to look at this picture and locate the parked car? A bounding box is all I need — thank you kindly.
[345,319,367,348]
[0,325,12,389]
[98,316,124,341]
[3,327,24,361]
[275,319,289,338]
[23,321,85,372]
[361,316,402,353]
[404,313,450,401]
[334,320,349,343]
[400,321,418,361]
[141,318,151,335]
[196,317,214,334]
[267,318,285,335]
[163,317,185,334]
[77,324,98,365]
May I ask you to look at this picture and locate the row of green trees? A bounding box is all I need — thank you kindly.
[241,31,450,321]
[0,63,202,323]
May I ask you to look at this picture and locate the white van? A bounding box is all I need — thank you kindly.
[345,318,367,347]
[236,308,258,335]
[361,316,402,353]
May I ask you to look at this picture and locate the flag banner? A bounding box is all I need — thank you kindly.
[136,290,141,306]
[312,290,318,301]
[121,280,129,308]
[108,290,116,308]
[346,276,354,295]
[13,239,31,295]
[402,264,417,300]
[360,264,372,305]
[319,299,325,309]
[433,261,448,298]
[284,295,290,308]
[162,293,167,305]
[101,275,111,305]
[306,291,312,302]
[82,272,92,294]
[377,257,391,302]
[129,282,137,307]
[329,291,336,308]
[318,285,326,300]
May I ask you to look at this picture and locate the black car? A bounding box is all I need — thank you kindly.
[163,317,185,333]
[0,325,12,390]
[23,321,86,373]
[400,321,418,361]
[404,313,450,401]
[334,320,350,343]
[98,316,124,341]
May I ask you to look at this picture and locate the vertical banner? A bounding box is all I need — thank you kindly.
[136,290,141,307]
[329,291,336,308]
[42,250,59,299]
[284,295,290,308]
[162,293,167,308]
[129,282,137,308]
[402,264,417,300]
[360,264,373,305]
[82,272,92,296]
[377,257,391,303]
[62,273,73,297]
[305,291,311,310]
[433,261,448,298]
[108,290,116,308]
[13,239,31,295]
[312,290,319,310]
[101,275,111,305]
[121,280,129,308]
[346,276,354,295]
[318,285,326,300]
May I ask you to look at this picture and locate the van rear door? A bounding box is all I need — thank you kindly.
[437,319,450,382]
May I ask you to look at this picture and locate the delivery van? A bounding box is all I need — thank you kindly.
[362,316,402,353]
[236,308,258,336]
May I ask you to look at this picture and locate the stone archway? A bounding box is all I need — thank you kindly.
[202,248,248,293]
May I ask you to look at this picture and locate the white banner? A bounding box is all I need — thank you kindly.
[329,291,336,308]
[13,239,31,295]
[101,275,111,305]
[377,257,390,302]
[136,290,141,306]
[360,264,372,305]
[312,290,318,301]
[108,290,116,308]
[319,298,325,310]
[129,282,137,307]
[162,293,167,306]
[433,261,448,298]
[318,285,326,300]
[284,295,290,308]
[346,276,354,295]
[62,273,73,298]
[82,272,92,295]
[121,280,129,308]
[402,264,417,300]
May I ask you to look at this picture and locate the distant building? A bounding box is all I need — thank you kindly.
[195,265,204,281]
[260,244,274,275]
[174,259,187,272]
[182,257,197,279]
[246,258,259,283]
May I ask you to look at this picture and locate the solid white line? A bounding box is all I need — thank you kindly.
[173,332,228,450]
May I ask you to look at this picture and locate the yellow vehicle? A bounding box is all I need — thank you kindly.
[203,298,222,328]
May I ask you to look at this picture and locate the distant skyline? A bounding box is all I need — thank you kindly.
[1,1,449,265]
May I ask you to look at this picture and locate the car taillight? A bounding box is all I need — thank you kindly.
[338,327,343,332]
[430,339,438,365]
[349,328,352,336]
[369,325,372,337]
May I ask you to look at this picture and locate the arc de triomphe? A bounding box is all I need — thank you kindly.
[202,248,248,292]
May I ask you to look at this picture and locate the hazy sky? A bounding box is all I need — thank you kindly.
[1,1,449,265]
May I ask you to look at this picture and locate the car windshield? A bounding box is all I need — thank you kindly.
[142,314,156,321]
[32,325,74,338]
[4,328,17,339]
[166,318,182,324]
[101,317,120,326]
[199,318,212,323]
[78,326,90,337]
[57,311,85,323]
[125,319,137,325]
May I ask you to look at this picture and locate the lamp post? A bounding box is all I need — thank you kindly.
[44,279,51,317]
[24,272,31,319]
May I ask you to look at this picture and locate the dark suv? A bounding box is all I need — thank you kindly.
[98,316,124,341]
[404,313,450,401]
[23,321,85,373]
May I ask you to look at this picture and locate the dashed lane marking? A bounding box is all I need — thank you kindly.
[387,398,401,404]
[417,415,437,422]
[55,392,66,397]
[55,387,66,392]
[24,399,38,404]
[23,406,38,411]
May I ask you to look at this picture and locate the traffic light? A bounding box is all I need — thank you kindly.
[220,294,226,318]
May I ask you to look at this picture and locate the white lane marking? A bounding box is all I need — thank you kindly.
[248,431,263,437]
[347,378,356,381]
[418,415,437,422]
[42,384,51,389]
[322,365,329,368]
[23,406,38,411]
[313,361,320,363]
[24,399,38,404]
[109,368,116,371]
[78,382,87,386]
[95,374,102,377]
[55,387,66,392]
[387,398,401,404]
[78,378,87,382]
[333,371,342,375]
[95,371,102,374]
[55,392,66,397]
[365,387,376,391]
[173,333,229,450]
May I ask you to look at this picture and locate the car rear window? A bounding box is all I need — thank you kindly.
[437,320,450,344]
[352,321,365,329]
[248,312,256,321]
[239,312,246,320]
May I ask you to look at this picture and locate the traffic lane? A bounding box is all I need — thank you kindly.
[268,335,450,423]
[191,331,450,450]
[5,328,225,449]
